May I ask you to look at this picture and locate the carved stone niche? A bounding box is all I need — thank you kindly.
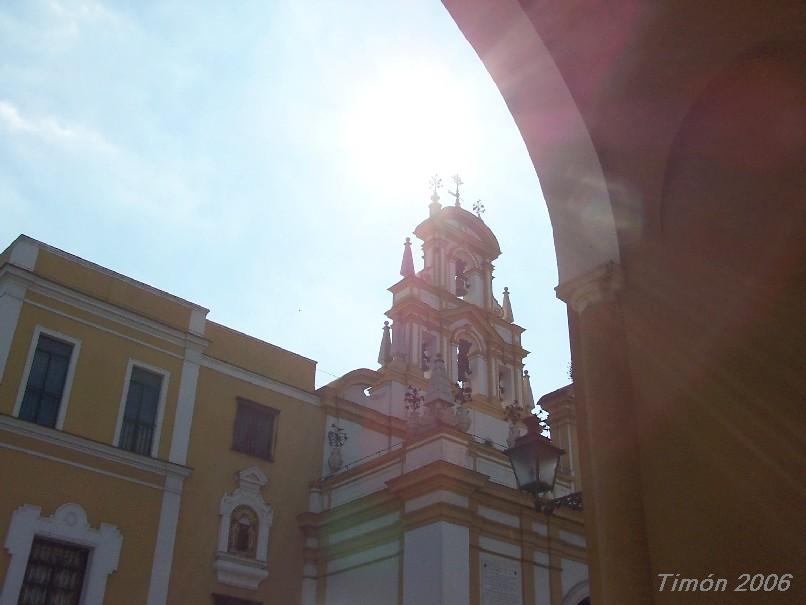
[214,467,274,590]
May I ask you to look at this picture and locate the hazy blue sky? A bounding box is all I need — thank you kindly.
[0,1,570,396]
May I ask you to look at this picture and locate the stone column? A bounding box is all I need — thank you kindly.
[556,262,653,604]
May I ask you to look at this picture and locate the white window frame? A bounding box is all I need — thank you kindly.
[12,325,81,431]
[112,358,170,458]
[0,503,122,605]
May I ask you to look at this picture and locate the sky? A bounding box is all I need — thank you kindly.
[0,0,571,397]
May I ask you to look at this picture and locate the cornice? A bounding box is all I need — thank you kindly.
[0,414,192,480]
[0,266,208,350]
[386,459,489,499]
[8,235,209,313]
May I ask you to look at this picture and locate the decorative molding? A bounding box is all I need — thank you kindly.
[0,503,122,604]
[0,265,208,351]
[555,261,624,314]
[113,358,171,458]
[214,467,274,590]
[0,414,192,481]
[0,441,165,491]
[12,325,81,431]
[13,235,206,314]
[201,355,319,407]
[21,296,184,360]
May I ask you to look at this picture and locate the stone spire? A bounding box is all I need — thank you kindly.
[377,321,392,366]
[400,237,415,277]
[502,287,514,322]
[423,353,454,405]
[523,369,535,410]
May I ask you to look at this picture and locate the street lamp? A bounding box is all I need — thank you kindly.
[505,414,565,501]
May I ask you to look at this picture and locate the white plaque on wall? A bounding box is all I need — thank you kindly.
[480,552,523,605]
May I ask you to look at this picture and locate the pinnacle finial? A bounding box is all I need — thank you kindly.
[378,321,392,366]
[400,237,415,277]
[449,174,463,207]
[522,368,535,409]
[502,287,514,322]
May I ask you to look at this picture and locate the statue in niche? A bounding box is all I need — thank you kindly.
[228,505,258,558]
[498,370,506,401]
[421,342,431,372]
[457,340,472,383]
[455,259,469,297]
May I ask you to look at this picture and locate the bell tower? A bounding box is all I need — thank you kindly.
[375,177,531,434]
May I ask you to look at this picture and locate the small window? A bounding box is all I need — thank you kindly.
[18,537,89,605]
[213,594,262,605]
[19,334,74,428]
[119,366,163,456]
[232,399,277,461]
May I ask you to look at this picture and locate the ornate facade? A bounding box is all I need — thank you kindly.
[302,193,589,605]
[0,194,588,605]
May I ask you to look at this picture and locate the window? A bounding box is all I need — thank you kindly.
[17,537,88,605]
[213,594,261,605]
[18,334,75,428]
[118,366,163,456]
[232,399,277,460]
[1,503,122,605]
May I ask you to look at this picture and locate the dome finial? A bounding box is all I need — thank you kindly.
[449,174,463,207]
[429,174,442,203]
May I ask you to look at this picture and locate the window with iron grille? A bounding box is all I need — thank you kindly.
[212,594,261,605]
[19,335,74,428]
[119,366,163,456]
[18,537,88,605]
[232,399,277,461]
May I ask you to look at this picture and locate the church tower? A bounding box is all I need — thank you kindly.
[306,180,588,605]
[371,176,534,447]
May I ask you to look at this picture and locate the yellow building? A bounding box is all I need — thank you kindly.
[1,200,588,605]
[0,235,322,605]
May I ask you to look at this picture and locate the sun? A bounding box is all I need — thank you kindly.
[341,62,480,190]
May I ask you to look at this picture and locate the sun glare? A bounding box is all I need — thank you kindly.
[342,63,479,191]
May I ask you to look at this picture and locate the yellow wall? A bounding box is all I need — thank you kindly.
[0,436,164,605]
[204,321,316,392]
[33,248,195,334]
[168,367,324,605]
[0,294,183,460]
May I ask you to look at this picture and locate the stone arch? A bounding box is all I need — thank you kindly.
[443,0,620,285]
[562,579,590,605]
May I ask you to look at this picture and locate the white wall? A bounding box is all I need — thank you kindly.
[326,555,399,605]
[403,522,469,605]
